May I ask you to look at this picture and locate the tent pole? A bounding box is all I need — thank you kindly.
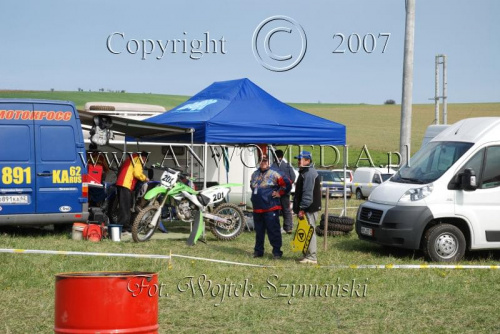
[343,145,347,217]
[190,130,194,179]
[242,146,247,207]
[203,142,208,189]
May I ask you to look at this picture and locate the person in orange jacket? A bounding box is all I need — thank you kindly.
[116,152,149,230]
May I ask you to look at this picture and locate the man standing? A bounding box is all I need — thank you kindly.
[293,151,321,264]
[250,154,291,259]
[116,152,149,231]
[271,149,296,234]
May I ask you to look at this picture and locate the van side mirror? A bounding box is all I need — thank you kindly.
[460,168,477,191]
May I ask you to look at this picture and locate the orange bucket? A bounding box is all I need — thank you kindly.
[54,271,159,334]
[82,224,102,242]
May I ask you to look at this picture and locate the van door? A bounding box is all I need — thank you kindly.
[454,146,500,247]
[0,103,36,215]
[34,103,84,214]
[366,172,381,197]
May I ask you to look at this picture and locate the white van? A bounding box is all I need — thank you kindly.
[352,167,396,199]
[356,117,500,262]
[421,124,449,147]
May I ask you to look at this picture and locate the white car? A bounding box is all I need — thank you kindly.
[317,170,352,198]
[331,169,354,191]
[290,167,299,195]
[352,167,396,199]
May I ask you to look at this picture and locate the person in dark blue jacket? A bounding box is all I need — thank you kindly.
[271,149,296,234]
[250,154,291,259]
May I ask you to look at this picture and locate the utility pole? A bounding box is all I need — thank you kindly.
[442,54,448,124]
[434,55,440,124]
[432,54,448,125]
[400,0,416,167]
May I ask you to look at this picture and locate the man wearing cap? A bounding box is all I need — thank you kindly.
[271,149,296,234]
[293,151,322,264]
[250,154,291,259]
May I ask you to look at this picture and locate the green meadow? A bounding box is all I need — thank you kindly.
[0,91,499,333]
[1,90,498,166]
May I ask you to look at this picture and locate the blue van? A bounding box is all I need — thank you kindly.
[0,99,89,225]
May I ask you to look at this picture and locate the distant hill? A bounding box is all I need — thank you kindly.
[1,90,498,154]
[0,90,190,111]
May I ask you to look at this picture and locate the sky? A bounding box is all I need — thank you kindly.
[0,0,498,104]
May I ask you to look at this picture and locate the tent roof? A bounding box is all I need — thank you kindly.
[146,78,346,145]
[78,110,192,140]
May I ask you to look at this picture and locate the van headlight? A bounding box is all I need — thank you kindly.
[399,184,433,202]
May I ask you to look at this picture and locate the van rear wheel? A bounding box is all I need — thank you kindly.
[355,189,363,200]
[423,224,466,262]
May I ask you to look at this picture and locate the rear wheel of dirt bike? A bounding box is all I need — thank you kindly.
[132,204,160,242]
[210,203,246,241]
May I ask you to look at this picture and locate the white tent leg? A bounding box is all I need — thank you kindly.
[343,145,347,217]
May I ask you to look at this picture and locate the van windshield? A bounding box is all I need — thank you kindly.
[392,141,473,184]
[318,171,342,182]
[381,174,393,182]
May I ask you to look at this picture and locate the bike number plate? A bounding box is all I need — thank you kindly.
[161,171,177,187]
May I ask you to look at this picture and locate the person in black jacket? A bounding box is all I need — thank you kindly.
[271,149,296,234]
[293,151,321,264]
[250,154,291,259]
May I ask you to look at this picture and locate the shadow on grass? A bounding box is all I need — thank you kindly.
[332,234,500,263]
[0,225,61,238]
[463,249,500,262]
[334,236,423,261]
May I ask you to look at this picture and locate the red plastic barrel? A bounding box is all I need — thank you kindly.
[54,271,159,334]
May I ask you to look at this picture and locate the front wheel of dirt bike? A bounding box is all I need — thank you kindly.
[132,204,160,242]
[210,203,246,241]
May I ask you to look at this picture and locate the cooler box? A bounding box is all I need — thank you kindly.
[83,164,103,184]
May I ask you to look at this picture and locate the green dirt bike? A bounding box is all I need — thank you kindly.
[131,167,246,244]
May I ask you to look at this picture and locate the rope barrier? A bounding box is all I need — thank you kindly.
[1,248,499,269]
[0,248,170,260]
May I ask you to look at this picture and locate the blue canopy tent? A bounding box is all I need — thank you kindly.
[146,78,346,145]
[146,78,349,211]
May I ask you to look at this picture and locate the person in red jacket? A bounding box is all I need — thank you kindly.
[250,154,291,259]
[116,152,149,230]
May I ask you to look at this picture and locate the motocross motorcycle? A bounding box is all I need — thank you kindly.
[131,167,245,244]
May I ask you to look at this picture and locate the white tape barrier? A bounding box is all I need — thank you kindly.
[171,253,270,268]
[0,248,171,260]
[320,264,500,269]
[1,248,499,269]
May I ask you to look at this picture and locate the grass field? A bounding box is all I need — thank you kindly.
[1,91,500,333]
[1,199,500,333]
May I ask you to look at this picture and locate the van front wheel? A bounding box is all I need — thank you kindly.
[423,224,466,262]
